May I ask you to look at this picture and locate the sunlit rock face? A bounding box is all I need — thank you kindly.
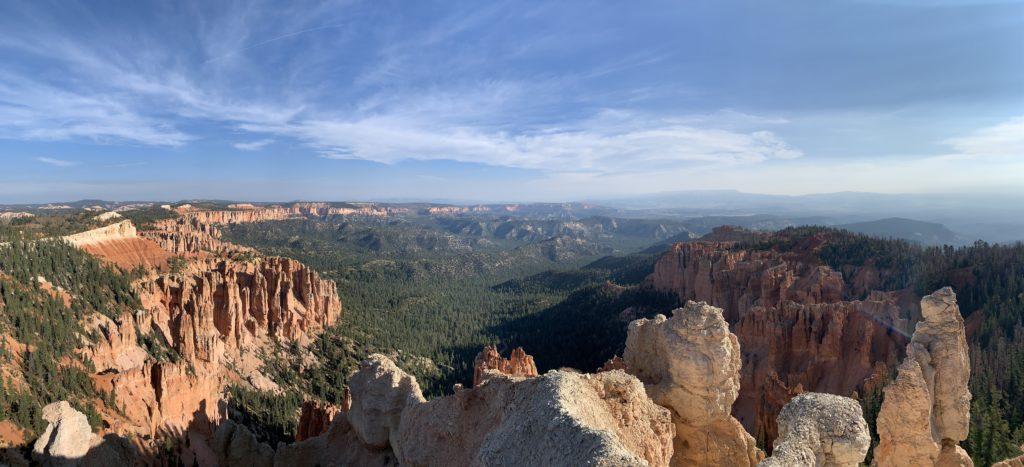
[874,287,973,467]
[758,392,870,467]
[648,239,909,443]
[624,301,764,466]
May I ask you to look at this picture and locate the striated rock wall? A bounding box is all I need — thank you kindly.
[648,240,910,443]
[874,287,973,467]
[624,301,764,466]
[472,345,538,387]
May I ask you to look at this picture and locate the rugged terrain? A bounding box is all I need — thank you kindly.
[1,202,1022,465]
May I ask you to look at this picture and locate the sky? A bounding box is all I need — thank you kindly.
[0,0,1022,203]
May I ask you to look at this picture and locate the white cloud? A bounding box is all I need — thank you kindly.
[944,116,1024,157]
[36,157,79,167]
[247,106,801,174]
[233,139,275,151]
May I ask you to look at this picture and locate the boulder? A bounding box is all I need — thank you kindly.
[33,401,95,463]
[397,369,674,466]
[758,393,870,467]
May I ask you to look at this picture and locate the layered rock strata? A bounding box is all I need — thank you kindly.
[623,301,764,466]
[63,220,171,269]
[874,287,973,467]
[758,393,870,467]
[472,345,538,387]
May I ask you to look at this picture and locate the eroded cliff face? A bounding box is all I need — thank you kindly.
[64,220,171,270]
[73,210,341,441]
[648,239,910,443]
[874,287,973,467]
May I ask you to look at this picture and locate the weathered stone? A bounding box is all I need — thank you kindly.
[347,354,426,449]
[759,393,870,467]
[398,369,674,466]
[874,287,973,467]
[624,301,763,466]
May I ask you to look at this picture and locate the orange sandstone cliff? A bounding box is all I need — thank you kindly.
[66,208,342,446]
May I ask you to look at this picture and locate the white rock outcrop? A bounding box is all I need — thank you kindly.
[31,401,135,467]
[346,354,426,449]
[874,287,973,467]
[268,354,674,466]
[33,401,94,463]
[623,301,764,466]
[758,392,870,467]
[398,369,674,466]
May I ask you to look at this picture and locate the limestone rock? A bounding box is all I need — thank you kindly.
[758,393,870,467]
[397,369,674,466]
[874,287,973,467]
[33,401,94,463]
[31,402,136,467]
[472,345,538,387]
[623,301,763,466]
[347,354,426,449]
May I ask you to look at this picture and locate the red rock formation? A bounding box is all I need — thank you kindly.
[296,400,340,441]
[472,345,538,387]
[649,241,846,323]
[78,208,342,440]
[187,207,292,224]
[145,217,251,256]
[648,240,910,445]
[137,257,341,353]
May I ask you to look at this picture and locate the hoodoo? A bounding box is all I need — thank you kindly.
[623,301,764,466]
[874,287,973,466]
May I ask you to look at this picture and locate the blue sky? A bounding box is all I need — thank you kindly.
[1,0,1022,203]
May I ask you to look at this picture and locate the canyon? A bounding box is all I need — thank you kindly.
[647,234,912,443]
[51,207,342,461]
[2,204,1010,466]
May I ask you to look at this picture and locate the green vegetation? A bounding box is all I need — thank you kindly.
[222,216,681,397]
[0,240,142,435]
[120,206,177,229]
[0,210,121,242]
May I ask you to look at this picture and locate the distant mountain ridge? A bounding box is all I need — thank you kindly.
[837,217,964,246]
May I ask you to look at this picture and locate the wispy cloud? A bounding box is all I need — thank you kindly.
[943,116,1024,157]
[36,157,79,167]
[233,139,275,151]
